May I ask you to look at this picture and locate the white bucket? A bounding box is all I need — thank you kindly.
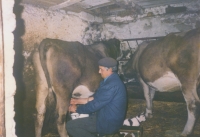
[71,113,89,120]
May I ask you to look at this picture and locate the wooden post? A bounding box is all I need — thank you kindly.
[0,0,5,136]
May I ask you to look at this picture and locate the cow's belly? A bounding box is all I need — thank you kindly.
[147,71,181,92]
[72,85,94,98]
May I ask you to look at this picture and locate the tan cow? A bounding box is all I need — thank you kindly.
[121,28,200,136]
[32,38,120,137]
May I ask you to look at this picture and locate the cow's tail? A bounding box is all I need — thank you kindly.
[39,39,53,92]
[38,39,57,117]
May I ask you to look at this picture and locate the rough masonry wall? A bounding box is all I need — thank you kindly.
[21,4,92,53]
[22,1,200,54]
[83,1,200,49]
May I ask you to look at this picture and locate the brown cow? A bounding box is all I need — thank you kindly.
[32,38,120,137]
[121,28,200,136]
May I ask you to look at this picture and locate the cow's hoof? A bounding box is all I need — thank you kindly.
[145,108,153,118]
[145,113,153,118]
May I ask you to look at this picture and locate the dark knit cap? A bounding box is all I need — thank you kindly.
[98,57,117,68]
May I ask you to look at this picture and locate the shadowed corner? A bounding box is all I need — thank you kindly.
[13,0,26,136]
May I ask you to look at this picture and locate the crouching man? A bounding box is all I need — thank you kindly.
[66,57,127,137]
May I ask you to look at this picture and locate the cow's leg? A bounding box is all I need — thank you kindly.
[139,78,155,118]
[35,85,48,137]
[33,51,49,137]
[56,94,70,137]
[181,84,200,136]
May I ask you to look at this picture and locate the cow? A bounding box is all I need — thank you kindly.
[120,28,200,136]
[32,38,120,137]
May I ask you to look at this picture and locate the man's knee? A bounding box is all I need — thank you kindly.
[66,120,73,130]
[66,119,81,130]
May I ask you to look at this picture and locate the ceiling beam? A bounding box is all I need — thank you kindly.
[134,0,190,8]
[49,0,83,10]
[88,1,115,10]
[64,4,94,15]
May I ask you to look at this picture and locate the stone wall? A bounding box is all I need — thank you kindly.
[21,4,94,53]
[82,0,200,49]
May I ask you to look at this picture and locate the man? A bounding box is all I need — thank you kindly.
[66,57,127,137]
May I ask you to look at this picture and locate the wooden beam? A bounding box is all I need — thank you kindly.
[121,36,165,41]
[49,0,83,10]
[0,0,5,136]
[64,4,94,14]
[88,1,115,10]
[134,0,190,8]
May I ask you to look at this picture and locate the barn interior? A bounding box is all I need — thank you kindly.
[2,0,200,137]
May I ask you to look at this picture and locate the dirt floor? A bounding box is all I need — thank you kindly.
[18,82,200,137]
[125,83,200,137]
[126,99,200,137]
[40,99,200,137]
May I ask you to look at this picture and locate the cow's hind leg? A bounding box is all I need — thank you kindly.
[140,78,155,118]
[181,84,200,136]
[35,85,49,137]
[56,94,70,137]
[33,51,49,137]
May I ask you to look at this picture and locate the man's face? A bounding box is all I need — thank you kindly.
[99,66,112,78]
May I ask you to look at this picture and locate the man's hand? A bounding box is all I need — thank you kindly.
[70,97,94,105]
[70,98,87,105]
[68,104,77,113]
